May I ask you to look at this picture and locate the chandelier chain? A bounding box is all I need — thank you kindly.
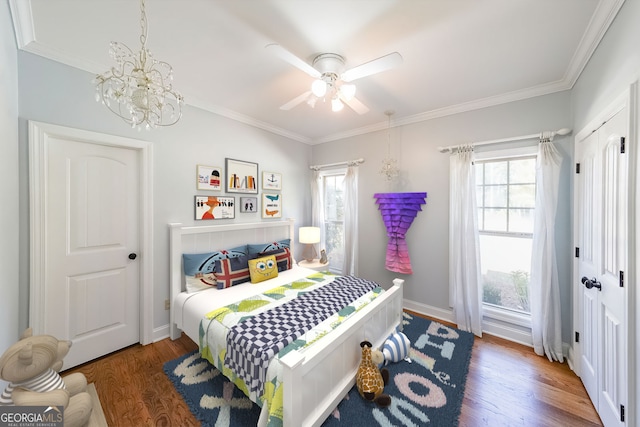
[379,110,399,181]
[139,0,148,48]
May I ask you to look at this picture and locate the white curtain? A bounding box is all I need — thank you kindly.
[530,134,564,362]
[342,165,358,275]
[310,170,325,247]
[449,146,483,337]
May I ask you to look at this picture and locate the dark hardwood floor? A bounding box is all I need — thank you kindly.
[65,313,602,427]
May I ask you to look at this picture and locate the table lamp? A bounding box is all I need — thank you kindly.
[299,226,320,262]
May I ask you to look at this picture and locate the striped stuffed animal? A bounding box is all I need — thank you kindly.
[0,329,93,427]
[355,340,391,407]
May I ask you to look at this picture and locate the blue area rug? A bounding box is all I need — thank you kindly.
[164,311,474,427]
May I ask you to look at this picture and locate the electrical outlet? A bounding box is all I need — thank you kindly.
[165,299,170,310]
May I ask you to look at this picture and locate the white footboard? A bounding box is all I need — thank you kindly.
[278,278,404,427]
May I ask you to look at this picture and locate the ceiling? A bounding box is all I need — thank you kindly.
[9,0,624,144]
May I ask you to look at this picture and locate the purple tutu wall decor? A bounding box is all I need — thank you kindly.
[374,192,427,274]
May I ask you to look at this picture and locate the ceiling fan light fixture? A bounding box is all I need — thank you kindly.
[331,97,344,112]
[306,94,318,108]
[311,79,327,97]
[340,83,356,101]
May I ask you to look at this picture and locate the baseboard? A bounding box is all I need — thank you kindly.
[403,297,567,351]
[482,316,533,347]
[403,298,455,324]
[153,324,170,342]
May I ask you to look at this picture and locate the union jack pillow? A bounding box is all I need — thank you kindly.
[214,254,255,289]
[182,245,248,293]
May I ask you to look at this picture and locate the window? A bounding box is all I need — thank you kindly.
[476,156,536,314]
[320,170,346,272]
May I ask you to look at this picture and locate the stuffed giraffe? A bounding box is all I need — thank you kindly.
[355,340,391,407]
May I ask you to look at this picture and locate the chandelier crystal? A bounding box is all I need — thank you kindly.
[94,0,183,129]
[380,110,400,181]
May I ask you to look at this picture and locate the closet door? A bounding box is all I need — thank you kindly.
[575,102,628,427]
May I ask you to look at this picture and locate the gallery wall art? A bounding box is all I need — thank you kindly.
[195,196,235,220]
[226,158,258,194]
[197,165,222,191]
[262,192,282,218]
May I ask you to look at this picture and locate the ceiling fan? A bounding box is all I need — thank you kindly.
[266,44,403,114]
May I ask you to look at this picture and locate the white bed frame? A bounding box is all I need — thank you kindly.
[169,219,404,427]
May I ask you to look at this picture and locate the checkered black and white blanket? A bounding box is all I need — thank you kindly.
[224,275,378,396]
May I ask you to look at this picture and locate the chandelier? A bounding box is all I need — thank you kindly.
[94,0,183,129]
[380,110,400,181]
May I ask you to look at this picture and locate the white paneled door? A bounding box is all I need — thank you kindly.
[575,100,628,427]
[30,123,146,369]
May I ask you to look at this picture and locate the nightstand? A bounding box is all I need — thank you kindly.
[298,259,330,271]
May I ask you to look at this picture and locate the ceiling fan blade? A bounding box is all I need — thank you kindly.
[341,94,369,115]
[266,44,321,79]
[341,52,403,82]
[280,91,312,111]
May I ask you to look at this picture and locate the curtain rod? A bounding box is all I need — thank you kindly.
[309,158,365,171]
[437,128,572,153]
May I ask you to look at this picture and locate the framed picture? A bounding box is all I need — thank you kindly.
[262,171,282,190]
[262,192,282,218]
[195,196,235,220]
[240,197,258,213]
[226,158,258,193]
[197,165,222,191]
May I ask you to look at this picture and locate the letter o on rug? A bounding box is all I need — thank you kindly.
[394,372,446,408]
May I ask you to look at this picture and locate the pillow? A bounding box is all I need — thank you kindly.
[182,245,247,293]
[214,254,254,289]
[247,239,290,255]
[248,255,279,283]
[382,330,411,365]
[259,247,292,272]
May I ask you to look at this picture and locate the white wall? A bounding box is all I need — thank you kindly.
[16,52,312,336]
[312,91,573,340]
[571,0,640,421]
[0,0,20,388]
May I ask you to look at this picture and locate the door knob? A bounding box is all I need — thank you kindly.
[128,253,137,260]
[581,276,601,291]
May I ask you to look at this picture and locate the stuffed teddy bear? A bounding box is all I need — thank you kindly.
[0,328,93,427]
[356,340,391,407]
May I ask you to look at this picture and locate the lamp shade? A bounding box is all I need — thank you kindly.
[299,226,320,244]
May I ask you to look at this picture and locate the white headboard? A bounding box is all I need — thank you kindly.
[168,219,295,337]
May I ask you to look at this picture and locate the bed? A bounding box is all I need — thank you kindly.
[169,219,404,427]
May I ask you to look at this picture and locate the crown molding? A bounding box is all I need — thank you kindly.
[562,0,626,87]
[9,0,625,146]
[314,80,572,144]
[8,0,34,49]
[186,94,313,144]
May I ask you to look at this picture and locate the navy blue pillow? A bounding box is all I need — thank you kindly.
[247,239,290,255]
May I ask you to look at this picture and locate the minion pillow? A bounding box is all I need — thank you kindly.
[248,254,279,283]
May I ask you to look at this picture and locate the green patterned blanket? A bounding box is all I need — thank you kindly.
[198,271,383,427]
